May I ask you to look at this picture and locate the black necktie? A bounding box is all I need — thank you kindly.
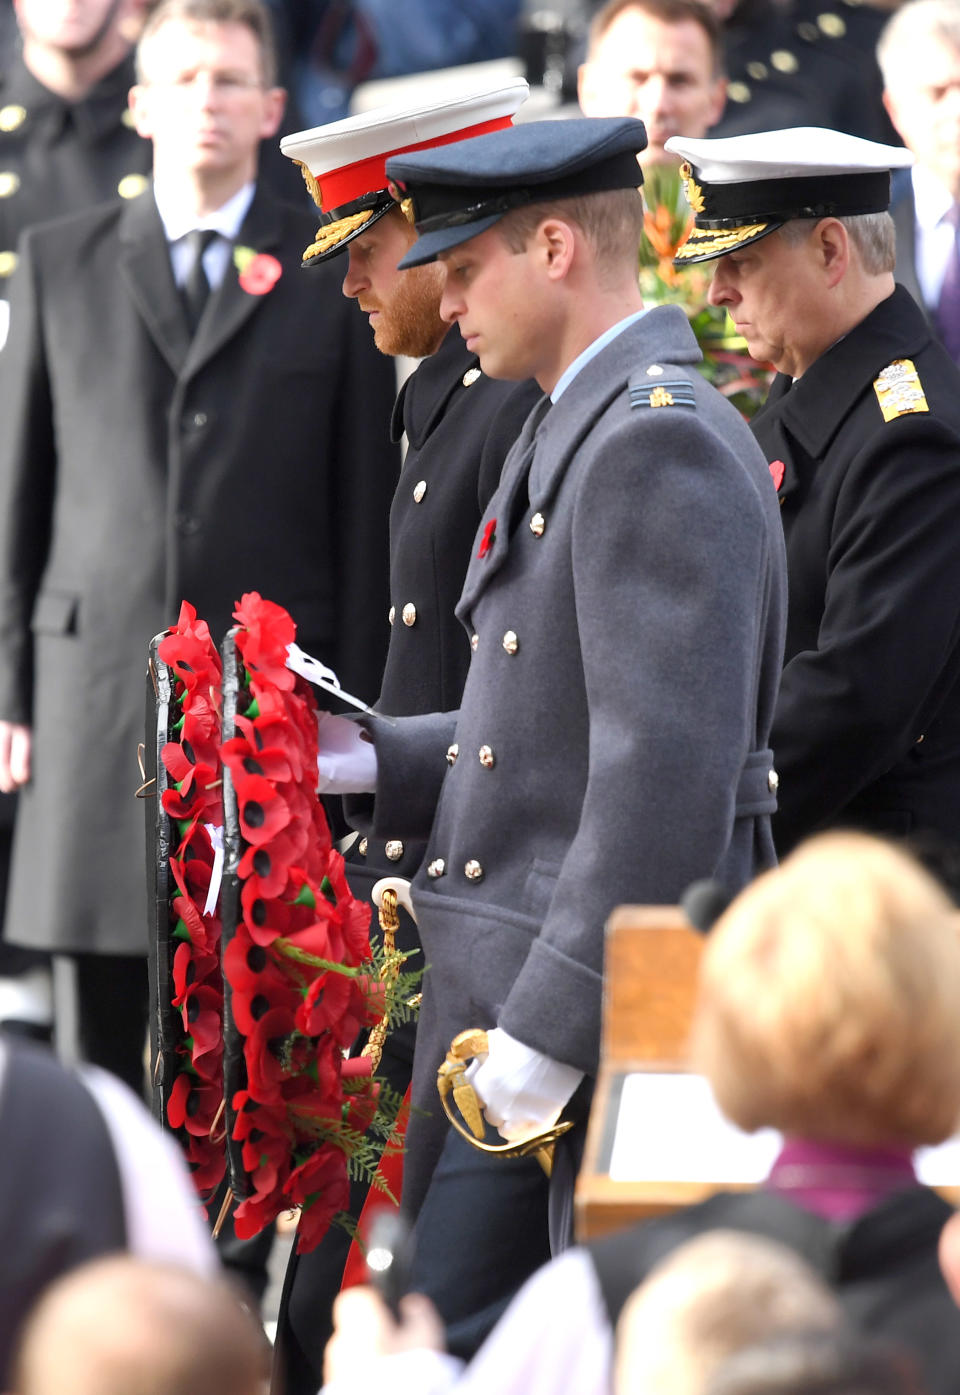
[181,229,217,334]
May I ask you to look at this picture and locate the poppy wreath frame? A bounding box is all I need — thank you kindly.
[150,603,227,1206]
[219,602,385,1254]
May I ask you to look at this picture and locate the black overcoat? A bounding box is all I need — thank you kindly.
[753,286,960,853]
[0,185,399,953]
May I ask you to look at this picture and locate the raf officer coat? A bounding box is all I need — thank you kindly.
[360,306,788,1209]
[754,286,960,853]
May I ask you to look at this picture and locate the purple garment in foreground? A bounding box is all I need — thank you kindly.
[766,1136,918,1221]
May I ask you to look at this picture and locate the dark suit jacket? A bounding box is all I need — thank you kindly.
[753,286,960,853]
[588,1186,960,1395]
[0,184,399,953]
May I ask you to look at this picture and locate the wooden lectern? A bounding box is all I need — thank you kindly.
[575,904,960,1243]
[575,905,718,1241]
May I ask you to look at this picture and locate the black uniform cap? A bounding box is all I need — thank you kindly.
[386,117,648,268]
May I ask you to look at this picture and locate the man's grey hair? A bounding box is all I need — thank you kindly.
[778,212,896,276]
[877,0,960,89]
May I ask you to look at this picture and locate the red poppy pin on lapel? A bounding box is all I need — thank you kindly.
[769,459,785,491]
[478,518,497,559]
[233,245,283,296]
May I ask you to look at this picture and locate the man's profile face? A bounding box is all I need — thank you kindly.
[15,0,125,51]
[578,7,725,164]
[707,228,823,377]
[883,36,960,199]
[438,224,550,385]
[129,20,283,182]
[341,208,446,358]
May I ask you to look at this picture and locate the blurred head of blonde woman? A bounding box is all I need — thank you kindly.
[692,831,960,1148]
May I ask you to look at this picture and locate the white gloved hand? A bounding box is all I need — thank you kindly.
[316,711,379,794]
[465,1027,583,1142]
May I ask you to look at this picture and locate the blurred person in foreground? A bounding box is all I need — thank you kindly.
[10,1257,266,1395]
[0,1035,216,1388]
[317,831,960,1395]
[704,1330,930,1395]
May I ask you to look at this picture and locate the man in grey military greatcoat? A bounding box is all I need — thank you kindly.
[322,115,787,1274]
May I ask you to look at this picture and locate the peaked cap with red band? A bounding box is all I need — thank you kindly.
[279,79,529,266]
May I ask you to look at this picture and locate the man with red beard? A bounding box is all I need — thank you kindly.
[272,88,549,1395]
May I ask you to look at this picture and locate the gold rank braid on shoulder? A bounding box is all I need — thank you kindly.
[303,209,375,261]
[674,223,769,258]
[292,158,324,208]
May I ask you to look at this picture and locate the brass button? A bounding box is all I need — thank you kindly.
[771,49,799,73]
[388,605,396,625]
[427,858,446,878]
[727,81,751,103]
[464,859,484,882]
[916,733,925,744]
[0,250,17,278]
[121,108,137,128]
[0,172,19,199]
[818,11,846,35]
[446,743,459,765]
[746,60,768,79]
[502,630,519,655]
[797,19,819,39]
[478,745,495,769]
[768,769,780,794]
[462,367,481,387]
[118,172,148,199]
[470,632,479,651]
[0,104,26,132]
[529,513,545,537]
[358,837,368,856]
[385,839,404,861]
[402,602,417,627]
[413,479,427,503]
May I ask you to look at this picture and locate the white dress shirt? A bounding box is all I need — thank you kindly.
[154,179,256,291]
[911,165,957,310]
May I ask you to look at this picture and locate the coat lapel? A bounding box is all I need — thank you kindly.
[184,189,282,375]
[117,189,191,375]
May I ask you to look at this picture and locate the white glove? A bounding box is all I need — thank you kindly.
[315,712,379,794]
[465,1027,584,1142]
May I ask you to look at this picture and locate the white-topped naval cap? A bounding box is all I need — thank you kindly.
[280,78,529,264]
[662,126,913,264]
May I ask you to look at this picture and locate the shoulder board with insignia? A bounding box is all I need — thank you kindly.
[629,378,697,411]
[873,358,929,421]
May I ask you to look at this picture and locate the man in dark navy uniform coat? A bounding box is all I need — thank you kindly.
[273,86,549,1389]
[669,125,960,854]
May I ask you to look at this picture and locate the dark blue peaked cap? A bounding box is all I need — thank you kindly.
[386,116,647,267]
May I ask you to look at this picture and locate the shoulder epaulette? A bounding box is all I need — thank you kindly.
[628,365,696,412]
[873,358,929,421]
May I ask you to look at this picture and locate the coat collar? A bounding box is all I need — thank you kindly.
[118,183,283,377]
[754,286,933,464]
[3,53,137,143]
[530,304,701,509]
[456,305,701,618]
[390,329,479,447]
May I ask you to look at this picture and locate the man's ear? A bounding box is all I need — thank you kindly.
[536,217,577,281]
[817,217,849,288]
[259,86,286,141]
[127,84,153,139]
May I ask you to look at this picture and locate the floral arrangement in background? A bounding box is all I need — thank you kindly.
[157,602,226,1202]
[640,165,773,419]
[153,594,415,1254]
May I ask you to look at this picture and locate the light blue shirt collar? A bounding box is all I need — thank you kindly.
[550,309,648,403]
